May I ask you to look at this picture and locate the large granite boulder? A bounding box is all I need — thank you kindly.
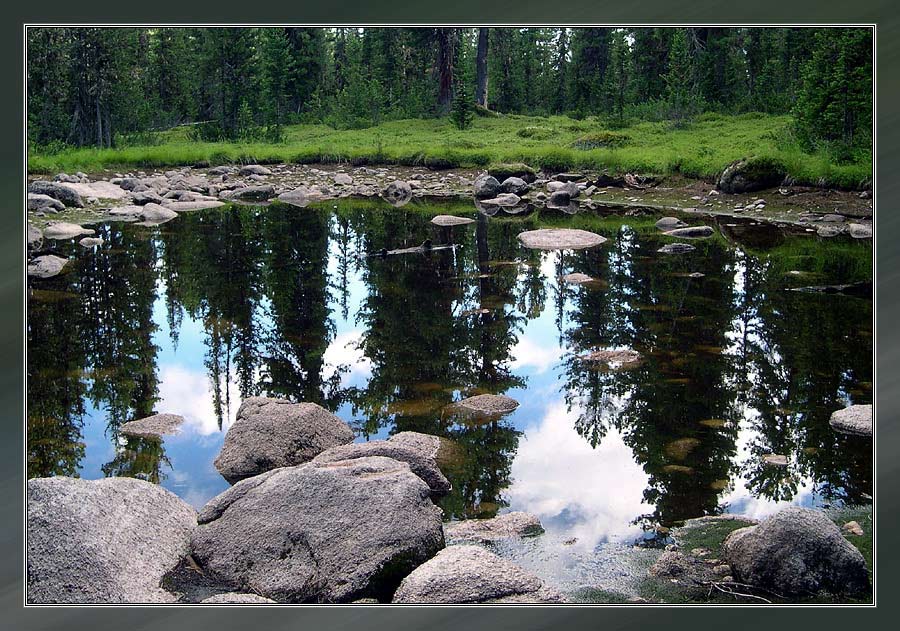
[312,441,451,497]
[717,157,785,194]
[29,180,84,208]
[214,397,354,484]
[191,456,444,603]
[392,545,563,604]
[473,175,501,199]
[28,255,68,279]
[722,507,870,596]
[27,476,197,603]
[28,193,65,213]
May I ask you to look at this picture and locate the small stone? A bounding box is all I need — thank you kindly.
[842,521,864,536]
[121,413,185,439]
[453,393,519,416]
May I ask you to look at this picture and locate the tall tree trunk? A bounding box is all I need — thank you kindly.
[436,28,456,114]
[475,28,489,108]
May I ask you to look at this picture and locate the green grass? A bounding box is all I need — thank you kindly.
[28,112,871,189]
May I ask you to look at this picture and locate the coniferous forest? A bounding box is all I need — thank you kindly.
[27,27,872,186]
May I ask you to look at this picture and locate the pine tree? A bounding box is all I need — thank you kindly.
[450,81,474,130]
[663,29,700,126]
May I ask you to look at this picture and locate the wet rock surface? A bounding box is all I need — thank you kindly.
[214,396,354,484]
[431,214,475,226]
[192,456,444,603]
[517,228,607,250]
[453,393,519,416]
[28,254,68,278]
[27,476,197,604]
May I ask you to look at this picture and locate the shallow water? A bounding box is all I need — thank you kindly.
[27,199,873,592]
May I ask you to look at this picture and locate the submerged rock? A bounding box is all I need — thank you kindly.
[392,545,563,604]
[121,413,185,439]
[431,214,475,227]
[658,243,696,254]
[829,404,872,437]
[27,476,196,604]
[517,228,607,250]
[164,200,226,212]
[722,507,870,597]
[214,396,354,483]
[192,456,444,603]
[200,593,277,604]
[28,255,68,279]
[444,512,544,544]
[453,393,519,416]
[312,440,451,497]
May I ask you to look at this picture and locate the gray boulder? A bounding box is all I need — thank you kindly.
[78,237,104,248]
[431,215,475,227]
[43,222,95,240]
[238,164,273,176]
[27,224,42,247]
[548,190,571,207]
[131,190,165,205]
[656,216,688,231]
[192,456,444,603]
[664,226,715,239]
[312,440,451,497]
[444,512,543,544]
[501,177,529,195]
[517,228,606,251]
[848,223,873,239]
[29,180,85,208]
[453,394,519,416]
[121,413,185,439]
[382,181,413,205]
[200,593,277,604]
[163,200,225,212]
[140,203,179,225]
[829,404,872,437]
[473,175,501,199]
[392,545,563,604]
[27,476,197,603]
[28,193,65,213]
[226,185,275,202]
[480,193,521,207]
[28,255,68,279]
[214,397,354,483]
[722,507,870,596]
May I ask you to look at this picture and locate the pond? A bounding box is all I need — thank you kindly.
[27,199,873,592]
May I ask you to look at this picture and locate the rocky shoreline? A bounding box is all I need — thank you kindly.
[27,161,873,245]
[27,393,873,605]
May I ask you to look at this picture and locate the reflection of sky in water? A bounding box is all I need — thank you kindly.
[69,231,845,541]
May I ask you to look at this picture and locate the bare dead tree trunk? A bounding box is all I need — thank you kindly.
[475,28,489,108]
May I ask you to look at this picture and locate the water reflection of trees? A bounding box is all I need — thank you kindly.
[558,225,872,525]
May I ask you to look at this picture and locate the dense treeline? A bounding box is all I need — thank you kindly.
[27,27,872,157]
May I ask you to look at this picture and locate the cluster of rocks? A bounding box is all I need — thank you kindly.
[28,393,563,605]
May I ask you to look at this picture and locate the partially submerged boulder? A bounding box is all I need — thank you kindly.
[121,413,185,439]
[225,185,275,202]
[655,216,687,231]
[27,476,197,603]
[238,164,273,176]
[43,222,94,240]
[392,545,563,604]
[658,243,696,254]
[28,193,65,213]
[192,456,444,603]
[312,440,451,497]
[214,396,354,484]
[517,228,606,251]
[501,176,529,195]
[431,215,475,227]
[722,507,870,597]
[664,226,715,239]
[28,255,68,279]
[382,181,413,205]
[829,404,872,437]
[140,203,179,225]
[473,175,501,199]
[453,393,519,416]
[163,200,226,212]
[444,512,544,544]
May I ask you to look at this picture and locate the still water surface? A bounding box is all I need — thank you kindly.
[27,201,872,589]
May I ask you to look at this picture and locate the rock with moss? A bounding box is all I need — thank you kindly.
[722,507,870,597]
[717,157,786,194]
[487,163,537,183]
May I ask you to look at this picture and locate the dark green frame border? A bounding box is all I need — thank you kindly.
[4,2,894,629]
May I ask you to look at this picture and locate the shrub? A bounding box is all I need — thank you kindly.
[516,126,555,140]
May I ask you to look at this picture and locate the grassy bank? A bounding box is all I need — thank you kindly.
[28,112,871,189]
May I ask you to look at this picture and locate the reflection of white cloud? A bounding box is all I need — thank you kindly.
[510,336,561,374]
[322,330,372,386]
[157,365,241,435]
[506,402,652,549]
